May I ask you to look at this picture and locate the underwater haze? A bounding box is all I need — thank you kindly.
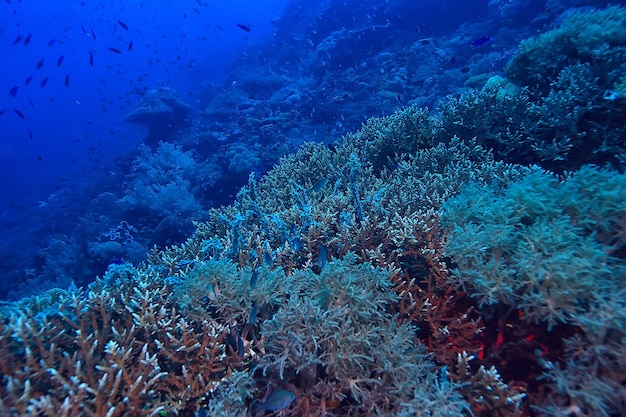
[1,0,626,416]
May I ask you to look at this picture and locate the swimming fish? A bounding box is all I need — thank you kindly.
[89,51,95,67]
[57,55,65,67]
[40,77,49,88]
[317,245,328,270]
[128,40,133,51]
[9,86,18,97]
[254,389,296,412]
[12,35,22,44]
[13,108,25,119]
[118,20,129,30]
[250,268,259,289]
[236,23,251,32]
[47,38,56,46]
[36,59,44,69]
[23,33,32,45]
[471,35,492,47]
[108,47,122,54]
[24,75,33,85]
[248,301,257,326]
[308,178,329,194]
[64,74,70,87]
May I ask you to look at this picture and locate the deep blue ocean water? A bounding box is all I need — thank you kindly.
[0,0,618,299]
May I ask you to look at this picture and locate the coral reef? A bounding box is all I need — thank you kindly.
[3,4,626,417]
[0,263,246,416]
[125,87,192,139]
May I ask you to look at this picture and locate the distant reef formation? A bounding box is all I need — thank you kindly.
[125,87,192,140]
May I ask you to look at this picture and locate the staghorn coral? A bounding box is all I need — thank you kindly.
[7,76,623,416]
[504,5,626,170]
[441,166,626,331]
[0,263,246,416]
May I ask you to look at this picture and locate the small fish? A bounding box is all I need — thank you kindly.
[89,51,94,67]
[250,268,259,289]
[23,33,32,45]
[108,47,122,54]
[317,245,328,270]
[292,236,302,252]
[128,40,133,51]
[36,58,44,69]
[236,23,251,32]
[28,98,34,107]
[91,28,97,40]
[248,301,257,326]
[27,129,33,139]
[117,20,129,30]
[40,77,49,88]
[47,38,56,46]
[24,75,33,85]
[460,67,470,74]
[9,86,18,97]
[308,178,329,194]
[57,55,65,67]
[12,35,22,44]
[254,389,296,412]
[237,332,245,358]
[64,74,70,87]
[13,108,25,119]
[471,35,492,47]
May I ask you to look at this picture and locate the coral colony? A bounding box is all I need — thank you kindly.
[2,4,626,417]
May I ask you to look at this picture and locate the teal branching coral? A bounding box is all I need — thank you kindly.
[442,166,626,330]
[503,5,626,169]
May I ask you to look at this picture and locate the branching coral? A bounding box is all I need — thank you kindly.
[0,263,245,416]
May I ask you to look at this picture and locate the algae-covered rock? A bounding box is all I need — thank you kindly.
[125,87,191,129]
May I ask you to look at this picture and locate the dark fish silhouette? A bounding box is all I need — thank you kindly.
[471,35,492,47]
[91,28,97,40]
[128,40,133,51]
[12,35,22,44]
[36,59,44,69]
[57,55,65,67]
[24,75,33,85]
[40,77,49,87]
[27,129,33,139]
[47,38,56,46]
[318,244,328,270]
[460,67,470,74]
[89,51,94,66]
[23,33,32,45]
[64,74,70,87]
[9,86,18,97]
[13,109,25,119]
[118,20,129,30]
[250,268,259,289]
[236,23,251,32]
[253,389,296,413]
[108,47,122,54]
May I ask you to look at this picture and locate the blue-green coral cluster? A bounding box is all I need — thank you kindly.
[442,166,626,329]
